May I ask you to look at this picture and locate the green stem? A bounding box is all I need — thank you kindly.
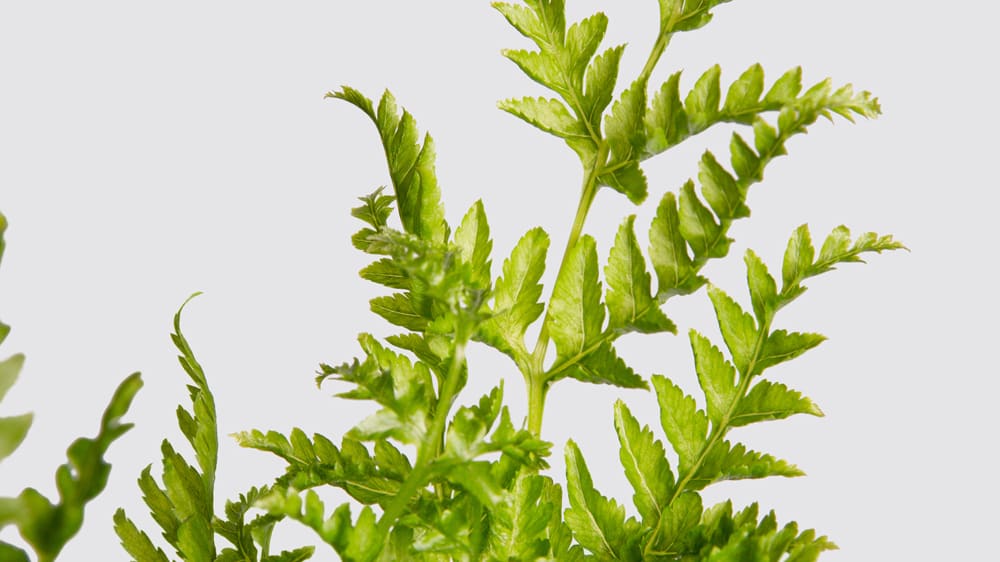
[526,143,609,436]
[375,330,469,536]
[637,32,671,88]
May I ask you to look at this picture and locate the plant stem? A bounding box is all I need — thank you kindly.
[376,328,469,536]
[526,143,609,436]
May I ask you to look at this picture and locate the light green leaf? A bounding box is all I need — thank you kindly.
[613,400,674,523]
[582,44,624,129]
[479,227,549,364]
[330,88,449,244]
[498,96,589,140]
[564,440,637,560]
[707,286,759,376]
[644,72,687,155]
[649,492,702,556]
[764,67,803,105]
[487,473,554,561]
[0,413,32,463]
[561,341,647,389]
[113,509,170,562]
[0,353,25,403]
[690,330,738,425]
[685,65,722,131]
[359,259,410,291]
[547,235,603,362]
[601,160,648,204]
[691,440,803,490]
[729,132,760,182]
[678,180,725,259]
[370,293,428,332]
[732,380,823,427]
[698,151,748,221]
[605,80,647,163]
[723,63,765,116]
[756,330,826,374]
[351,186,394,229]
[566,13,609,89]
[745,250,778,325]
[782,224,815,294]
[454,200,493,288]
[652,375,708,472]
[649,192,700,298]
[605,216,675,335]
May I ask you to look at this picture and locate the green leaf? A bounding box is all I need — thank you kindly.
[566,13,609,91]
[732,380,823,427]
[652,375,708,472]
[453,199,493,288]
[723,63,765,116]
[678,180,725,259]
[547,235,603,363]
[781,224,815,295]
[690,330,738,426]
[649,192,700,298]
[707,286,759,376]
[582,44,625,129]
[329,88,449,244]
[764,67,803,105]
[605,80,647,164]
[564,440,637,560]
[613,400,674,523]
[487,473,554,561]
[729,132,760,182]
[561,341,647,389]
[605,216,675,335]
[648,492,702,556]
[691,441,803,490]
[745,250,778,325]
[601,161,648,205]
[698,150,748,221]
[756,330,826,374]
[0,542,29,562]
[498,96,589,140]
[660,0,733,33]
[351,186,395,229]
[0,413,33,464]
[114,509,171,562]
[479,227,549,365]
[0,353,25,403]
[644,72,688,155]
[359,259,410,291]
[685,65,722,131]
[370,293,428,332]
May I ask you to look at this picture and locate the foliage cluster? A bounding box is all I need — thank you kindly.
[0,1,902,560]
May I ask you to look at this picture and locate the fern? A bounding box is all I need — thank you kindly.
[0,212,142,562]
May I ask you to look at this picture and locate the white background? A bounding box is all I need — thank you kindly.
[1,1,996,559]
